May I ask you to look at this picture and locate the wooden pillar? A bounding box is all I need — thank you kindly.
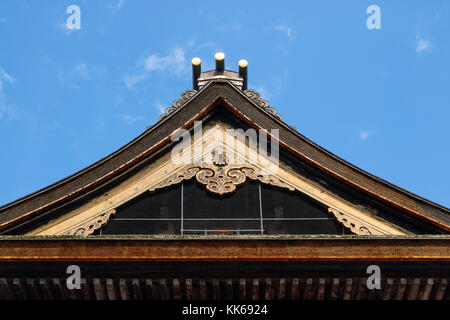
[252,279,260,300]
[330,278,340,300]
[290,278,299,300]
[278,278,286,300]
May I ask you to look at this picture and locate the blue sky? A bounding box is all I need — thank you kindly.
[0,0,449,208]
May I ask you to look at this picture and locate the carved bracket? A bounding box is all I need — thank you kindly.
[149,164,294,195]
[244,89,284,122]
[328,208,373,235]
[67,209,116,236]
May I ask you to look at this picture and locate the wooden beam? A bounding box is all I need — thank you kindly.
[356,278,368,300]
[0,278,13,300]
[93,278,106,300]
[382,278,394,300]
[278,278,286,300]
[117,279,129,300]
[12,278,27,300]
[264,278,273,300]
[330,278,339,300]
[419,278,433,300]
[131,279,143,300]
[316,278,325,300]
[159,279,171,300]
[39,278,53,300]
[106,279,117,300]
[252,279,259,300]
[212,279,220,300]
[303,278,313,300]
[1,237,449,262]
[199,279,208,300]
[407,278,421,300]
[185,278,194,300]
[80,278,92,300]
[225,279,233,300]
[394,278,407,300]
[290,278,299,300]
[342,278,353,300]
[239,279,246,300]
[172,279,182,300]
[434,278,447,300]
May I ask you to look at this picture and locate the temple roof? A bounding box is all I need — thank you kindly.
[0,54,449,234]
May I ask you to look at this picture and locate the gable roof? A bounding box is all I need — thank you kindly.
[0,80,449,232]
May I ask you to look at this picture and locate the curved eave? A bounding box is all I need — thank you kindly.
[0,80,449,232]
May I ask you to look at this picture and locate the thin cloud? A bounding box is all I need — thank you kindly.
[155,101,166,114]
[416,34,432,54]
[118,113,146,124]
[124,74,148,89]
[272,24,295,42]
[110,0,125,15]
[359,130,375,141]
[144,47,186,75]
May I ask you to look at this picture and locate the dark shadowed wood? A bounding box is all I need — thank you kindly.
[93,278,106,300]
[149,279,159,300]
[119,279,130,300]
[291,278,299,300]
[434,278,447,300]
[12,278,26,300]
[252,279,259,300]
[0,278,13,300]
[419,278,433,300]
[26,278,40,300]
[186,278,194,300]
[199,279,208,300]
[239,279,246,300]
[264,278,273,300]
[330,278,339,300]
[382,278,394,300]
[225,279,233,300]
[316,278,325,300]
[356,278,368,300]
[80,278,92,300]
[343,278,353,300]
[303,278,314,300]
[278,278,286,300]
[407,278,420,300]
[131,279,143,300]
[394,278,407,300]
[106,279,117,300]
[172,279,182,300]
[212,279,220,300]
[39,278,53,300]
[159,278,171,300]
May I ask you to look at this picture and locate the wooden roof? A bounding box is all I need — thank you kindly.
[0,80,449,233]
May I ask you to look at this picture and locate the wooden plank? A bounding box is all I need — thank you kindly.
[118,279,130,300]
[330,278,339,300]
[278,278,286,300]
[394,278,407,300]
[106,279,117,300]
[342,278,353,300]
[419,278,434,300]
[132,279,143,300]
[172,279,182,300]
[239,279,246,300]
[382,278,394,300]
[199,279,208,300]
[264,278,273,300]
[212,279,220,300]
[252,279,259,300]
[356,278,368,300]
[39,278,53,300]
[434,278,447,300]
[80,278,92,300]
[93,278,106,300]
[290,278,299,300]
[407,278,421,300]
[225,279,233,300]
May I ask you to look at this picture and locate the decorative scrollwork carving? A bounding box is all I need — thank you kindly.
[244,89,284,122]
[157,89,197,122]
[328,208,373,235]
[196,167,246,195]
[149,166,200,192]
[68,209,116,236]
[240,167,294,191]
